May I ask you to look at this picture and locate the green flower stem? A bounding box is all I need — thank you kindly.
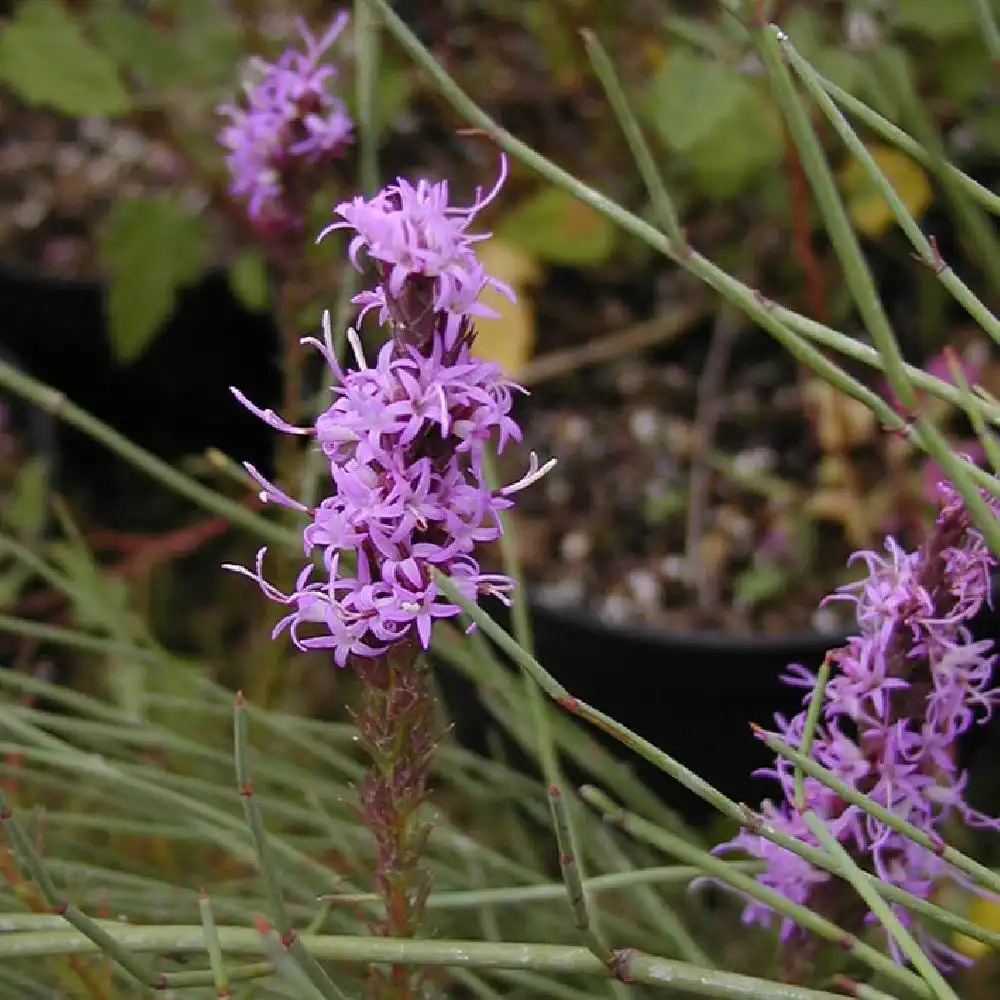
[484,458,617,975]
[256,916,350,1000]
[795,654,832,811]
[0,356,297,550]
[323,863,761,911]
[547,783,616,969]
[0,787,163,989]
[875,49,1000,293]
[803,814,959,1000]
[199,890,231,994]
[773,302,1000,426]
[578,28,682,244]
[588,827,716,969]
[0,924,877,999]
[363,0,1000,536]
[581,786,931,1000]
[430,575,1000,953]
[434,618,690,837]
[782,38,1000,345]
[944,349,1000,473]
[756,727,1000,898]
[834,977,905,1000]
[753,20,914,413]
[233,693,344,1000]
[749,21,1000,549]
[971,0,1000,64]
[813,72,1000,216]
[755,24,1000,552]
[355,0,380,198]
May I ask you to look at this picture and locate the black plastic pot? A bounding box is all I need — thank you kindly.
[5,264,998,823]
[0,346,59,622]
[441,588,1000,824]
[440,597,850,822]
[0,262,281,479]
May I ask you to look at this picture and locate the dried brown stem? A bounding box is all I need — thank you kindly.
[519,299,707,387]
[685,301,744,616]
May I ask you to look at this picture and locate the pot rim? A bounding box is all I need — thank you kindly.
[526,591,851,654]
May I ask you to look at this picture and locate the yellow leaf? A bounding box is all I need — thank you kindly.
[840,143,932,239]
[472,240,542,377]
[953,893,1000,960]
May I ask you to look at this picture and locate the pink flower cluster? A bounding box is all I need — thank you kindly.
[321,166,515,325]
[715,483,1000,968]
[228,159,552,666]
[218,14,353,229]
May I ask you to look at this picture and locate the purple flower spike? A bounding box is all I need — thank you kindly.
[228,166,553,668]
[320,158,516,327]
[709,482,1000,970]
[218,12,353,232]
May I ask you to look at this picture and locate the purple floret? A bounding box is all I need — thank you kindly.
[227,159,553,667]
[218,14,353,230]
[711,481,1000,969]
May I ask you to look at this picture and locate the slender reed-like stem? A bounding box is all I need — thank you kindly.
[0,924,880,999]
[754,727,1000,898]
[795,655,832,811]
[430,573,1000,952]
[234,694,345,999]
[255,915,351,1000]
[782,38,1000,345]
[803,814,959,1000]
[199,890,231,996]
[971,0,1000,63]
[484,458,618,978]
[0,358,297,549]
[815,73,1000,216]
[323,862,761,910]
[581,786,932,1000]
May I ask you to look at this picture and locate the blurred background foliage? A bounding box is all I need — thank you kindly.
[2,0,1000,996]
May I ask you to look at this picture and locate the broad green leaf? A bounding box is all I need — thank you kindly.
[643,48,747,154]
[228,251,270,313]
[645,47,784,197]
[814,48,865,97]
[685,91,784,199]
[496,187,616,267]
[933,35,993,104]
[99,197,206,365]
[893,0,976,38]
[0,0,130,116]
[663,14,728,56]
[86,5,190,91]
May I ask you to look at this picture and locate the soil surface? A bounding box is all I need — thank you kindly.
[0,7,990,639]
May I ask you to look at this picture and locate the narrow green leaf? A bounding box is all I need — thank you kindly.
[0,0,130,116]
[99,197,207,364]
[86,5,190,91]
